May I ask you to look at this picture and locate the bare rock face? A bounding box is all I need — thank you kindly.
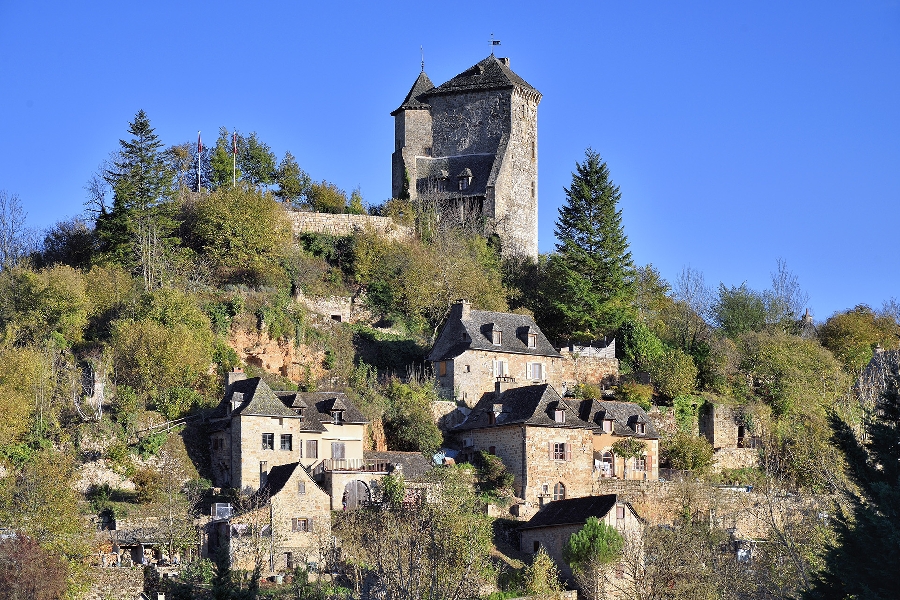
[228,328,326,384]
[857,348,900,408]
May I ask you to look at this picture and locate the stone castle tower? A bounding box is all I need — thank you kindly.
[391,55,541,259]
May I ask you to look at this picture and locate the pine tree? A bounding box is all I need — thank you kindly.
[210,127,241,190]
[95,110,174,265]
[806,369,900,599]
[544,149,636,341]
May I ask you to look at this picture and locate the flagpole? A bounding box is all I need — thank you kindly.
[197,131,202,192]
[232,131,237,188]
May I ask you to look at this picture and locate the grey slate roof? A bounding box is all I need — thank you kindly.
[229,378,298,418]
[428,307,561,362]
[453,384,592,431]
[391,71,434,115]
[519,494,618,530]
[264,462,300,497]
[213,378,367,430]
[365,451,433,479]
[578,399,659,439]
[288,391,368,424]
[425,55,539,97]
[415,154,496,197]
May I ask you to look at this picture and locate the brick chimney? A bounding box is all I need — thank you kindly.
[226,367,246,388]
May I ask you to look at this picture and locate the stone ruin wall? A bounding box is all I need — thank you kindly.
[857,348,900,408]
[287,211,412,242]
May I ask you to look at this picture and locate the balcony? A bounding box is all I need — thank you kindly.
[318,458,392,474]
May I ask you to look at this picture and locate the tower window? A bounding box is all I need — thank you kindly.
[531,140,536,160]
[531,181,536,198]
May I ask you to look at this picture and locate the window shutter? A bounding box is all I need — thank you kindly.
[565,443,571,461]
[291,518,297,532]
[548,442,553,461]
[309,518,314,533]
[298,441,303,459]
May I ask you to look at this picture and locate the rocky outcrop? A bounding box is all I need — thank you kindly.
[228,328,326,384]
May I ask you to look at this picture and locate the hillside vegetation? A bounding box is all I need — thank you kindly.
[0,112,896,598]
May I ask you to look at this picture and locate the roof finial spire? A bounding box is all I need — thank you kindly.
[420,45,425,72]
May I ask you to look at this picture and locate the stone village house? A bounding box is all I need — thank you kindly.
[428,300,618,408]
[206,371,428,571]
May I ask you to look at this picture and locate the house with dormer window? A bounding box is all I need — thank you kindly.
[452,382,596,509]
[429,301,620,409]
[428,300,564,407]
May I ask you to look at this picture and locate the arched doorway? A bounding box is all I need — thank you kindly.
[342,480,371,510]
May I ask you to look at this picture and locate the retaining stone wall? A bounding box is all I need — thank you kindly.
[287,211,412,241]
[85,567,144,600]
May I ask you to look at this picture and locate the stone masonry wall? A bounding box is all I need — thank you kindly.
[524,427,595,506]
[436,349,565,407]
[85,567,144,600]
[287,211,412,241]
[699,403,740,449]
[494,87,539,259]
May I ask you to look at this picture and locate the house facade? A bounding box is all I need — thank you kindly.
[208,372,368,494]
[453,383,596,507]
[580,400,660,481]
[428,301,619,409]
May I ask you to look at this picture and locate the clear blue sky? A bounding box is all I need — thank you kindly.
[1,1,898,320]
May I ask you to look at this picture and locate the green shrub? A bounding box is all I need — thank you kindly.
[662,432,714,473]
[649,347,698,398]
[618,381,653,410]
[136,431,168,459]
[672,395,704,434]
[476,451,514,493]
[133,467,162,503]
[154,387,201,420]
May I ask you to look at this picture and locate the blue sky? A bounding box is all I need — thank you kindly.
[1,1,898,320]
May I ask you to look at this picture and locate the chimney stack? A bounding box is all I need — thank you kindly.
[226,367,246,388]
[453,299,471,321]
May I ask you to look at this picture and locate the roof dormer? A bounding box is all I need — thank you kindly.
[458,168,473,191]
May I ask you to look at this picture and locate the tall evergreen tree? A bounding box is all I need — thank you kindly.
[95,110,174,264]
[544,149,636,342]
[806,370,900,600]
[210,127,241,190]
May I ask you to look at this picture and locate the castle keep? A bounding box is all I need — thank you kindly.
[391,55,541,258]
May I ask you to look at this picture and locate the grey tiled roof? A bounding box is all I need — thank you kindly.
[453,384,592,431]
[264,462,300,497]
[415,154,496,197]
[365,451,433,479]
[425,55,539,97]
[519,495,618,530]
[578,399,659,439]
[292,391,368,424]
[428,308,561,362]
[230,378,298,418]
[214,378,367,430]
[390,71,434,116]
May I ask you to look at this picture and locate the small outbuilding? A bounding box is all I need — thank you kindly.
[519,494,641,580]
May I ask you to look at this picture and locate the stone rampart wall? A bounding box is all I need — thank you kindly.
[287,211,412,241]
